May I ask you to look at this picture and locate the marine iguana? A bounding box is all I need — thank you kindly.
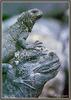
[2,9,43,62]
[2,44,61,97]
[2,9,61,98]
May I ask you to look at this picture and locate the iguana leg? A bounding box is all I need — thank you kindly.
[17,32,43,50]
[26,41,43,50]
[17,37,26,49]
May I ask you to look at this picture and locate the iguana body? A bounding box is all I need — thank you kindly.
[2,9,43,62]
[3,44,61,97]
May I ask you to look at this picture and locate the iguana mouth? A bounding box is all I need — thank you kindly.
[33,60,60,74]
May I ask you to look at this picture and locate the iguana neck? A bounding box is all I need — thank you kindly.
[17,13,35,32]
[7,19,33,41]
[17,18,34,32]
[18,19,34,33]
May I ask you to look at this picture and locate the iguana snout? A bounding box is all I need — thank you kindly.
[28,8,43,20]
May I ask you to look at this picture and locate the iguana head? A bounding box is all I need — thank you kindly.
[18,8,43,32]
[12,51,61,97]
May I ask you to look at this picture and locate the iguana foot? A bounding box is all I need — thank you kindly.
[25,40,44,50]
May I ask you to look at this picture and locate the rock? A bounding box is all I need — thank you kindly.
[32,18,61,40]
[60,26,69,69]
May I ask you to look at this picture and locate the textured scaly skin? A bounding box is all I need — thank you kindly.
[2,9,43,62]
[3,46,61,97]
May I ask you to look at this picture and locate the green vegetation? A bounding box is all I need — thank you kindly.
[3,14,11,21]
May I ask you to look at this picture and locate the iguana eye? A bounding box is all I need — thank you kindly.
[31,10,38,14]
[49,52,54,57]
